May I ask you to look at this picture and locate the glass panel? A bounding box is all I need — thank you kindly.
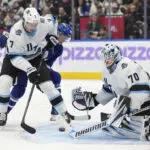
[146,0,150,38]
[73,0,147,40]
[0,0,148,40]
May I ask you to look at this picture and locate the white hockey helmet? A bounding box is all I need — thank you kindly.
[101,43,122,69]
[23,7,40,24]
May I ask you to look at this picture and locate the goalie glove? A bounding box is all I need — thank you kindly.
[72,87,98,111]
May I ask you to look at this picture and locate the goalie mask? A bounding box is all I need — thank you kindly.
[100,44,122,73]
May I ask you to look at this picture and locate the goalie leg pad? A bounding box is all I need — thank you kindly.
[108,95,131,126]
[131,101,150,116]
[102,116,144,140]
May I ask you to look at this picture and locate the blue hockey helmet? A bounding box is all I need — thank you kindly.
[58,23,72,37]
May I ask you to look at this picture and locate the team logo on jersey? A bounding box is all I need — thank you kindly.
[40,18,45,23]
[15,29,22,36]
[26,10,30,14]
[121,63,128,69]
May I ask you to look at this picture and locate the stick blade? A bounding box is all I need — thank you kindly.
[70,115,91,121]
[21,123,36,134]
[68,129,77,138]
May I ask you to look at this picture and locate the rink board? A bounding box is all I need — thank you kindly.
[1,40,150,79]
[56,40,150,79]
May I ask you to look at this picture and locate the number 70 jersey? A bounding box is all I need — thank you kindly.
[7,18,57,60]
[103,57,150,96]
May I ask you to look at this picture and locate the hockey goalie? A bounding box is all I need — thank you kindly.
[72,44,150,141]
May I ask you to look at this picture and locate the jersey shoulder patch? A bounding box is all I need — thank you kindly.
[15,29,22,36]
[40,18,45,23]
[121,63,128,69]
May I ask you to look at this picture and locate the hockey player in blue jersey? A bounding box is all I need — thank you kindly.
[0,22,72,123]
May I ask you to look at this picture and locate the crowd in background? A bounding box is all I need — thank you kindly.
[0,0,150,40]
[75,0,150,39]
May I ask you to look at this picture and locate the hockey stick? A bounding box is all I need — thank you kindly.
[70,114,91,121]
[21,84,37,134]
[21,88,90,134]
[69,106,150,138]
[21,52,44,134]
[20,62,90,134]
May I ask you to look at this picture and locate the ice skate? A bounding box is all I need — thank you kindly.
[0,112,7,126]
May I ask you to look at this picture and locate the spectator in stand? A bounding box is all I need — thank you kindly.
[44,0,53,8]
[89,0,100,16]
[12,1,24,20]
[106,2,123,16]
[97,26,109,39]
[125,3,143,38]
[84,13,104,39]
[1,2,9,12]
[4,9,16,30]
[96,4,105,17]
[77,0,90,16]
[58,0,71,17]
[85,25,109,40]
[58,6,70,24]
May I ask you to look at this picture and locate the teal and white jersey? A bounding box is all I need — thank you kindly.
[6,17,58,72]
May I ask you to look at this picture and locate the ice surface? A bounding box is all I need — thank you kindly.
[0,80,149,150]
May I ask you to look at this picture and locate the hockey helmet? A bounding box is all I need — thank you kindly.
[23,7,40,35]
[23,7,40,24]
[58,23,72,37]
[101,44,122,69]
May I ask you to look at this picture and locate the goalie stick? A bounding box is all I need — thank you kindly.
[69,106,150,138]
[70,114,91,121]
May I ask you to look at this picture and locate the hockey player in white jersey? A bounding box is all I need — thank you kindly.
[0,7,73,132]
[72,44,150,140]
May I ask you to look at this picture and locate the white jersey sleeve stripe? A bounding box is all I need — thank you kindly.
[8,52,24,55]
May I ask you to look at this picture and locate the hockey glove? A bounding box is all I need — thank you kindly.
[45,34,59,49]
[27,67,39,83]
[72,87,97,111]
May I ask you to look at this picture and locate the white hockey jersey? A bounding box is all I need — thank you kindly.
[103,57,149,96]
[97,57,150,110]
[6,17,58,72]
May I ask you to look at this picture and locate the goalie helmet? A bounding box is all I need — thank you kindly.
[101,44,122,71]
